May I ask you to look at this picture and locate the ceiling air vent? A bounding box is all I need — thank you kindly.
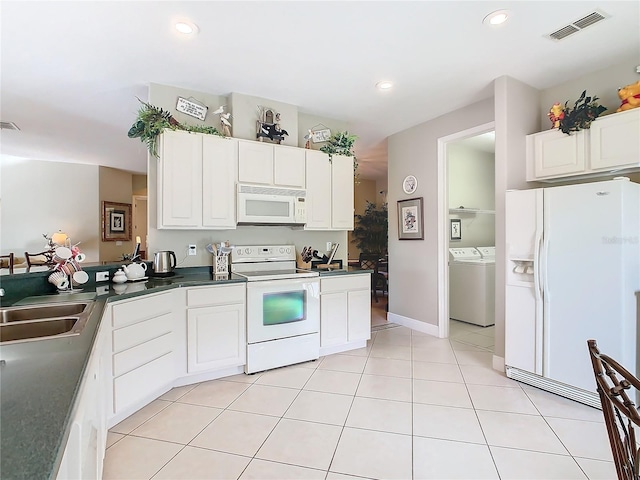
[547,10,608,41]
[0,121,20,130]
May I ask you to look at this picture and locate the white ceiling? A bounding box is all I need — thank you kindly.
[1,1,638,181]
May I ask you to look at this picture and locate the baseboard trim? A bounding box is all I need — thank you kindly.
[492,354,505,373]
[388,313,440,337]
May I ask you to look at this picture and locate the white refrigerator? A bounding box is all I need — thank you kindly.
[505,178,640,407]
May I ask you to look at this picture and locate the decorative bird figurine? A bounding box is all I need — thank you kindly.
[304,129,312,149]
[220,112,232,136]
[212,105,225,115]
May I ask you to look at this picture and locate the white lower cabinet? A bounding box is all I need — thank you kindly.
[186,284,246,373]
[320,274,371,353]
[109,291,176,418]
[57,315,108,480]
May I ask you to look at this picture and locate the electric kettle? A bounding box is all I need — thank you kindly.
[153,251,177,275]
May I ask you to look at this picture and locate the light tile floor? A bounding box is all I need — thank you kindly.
[449,319,496,352]
[103,325,614,480]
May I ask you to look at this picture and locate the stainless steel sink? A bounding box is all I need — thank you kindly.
[0,303,88,323]
[0,301,95,344]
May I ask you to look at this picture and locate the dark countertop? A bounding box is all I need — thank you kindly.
[317,266,372,276]
[0,268,244,480]
[0,265,368,479]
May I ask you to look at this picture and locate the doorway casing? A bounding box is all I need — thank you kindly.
[436,121,495,339]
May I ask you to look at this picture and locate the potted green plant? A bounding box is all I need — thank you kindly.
[352,201,388,256]
[558,90,607,135]
[127,99,223,157]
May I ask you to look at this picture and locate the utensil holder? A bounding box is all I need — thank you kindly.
[215,255,229,274]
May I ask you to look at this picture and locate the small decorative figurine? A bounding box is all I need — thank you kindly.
[548,103,565,129]
[617,81,640,112]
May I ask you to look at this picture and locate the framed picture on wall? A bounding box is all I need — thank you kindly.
[450,218,462,240]
[397,197,424,240]
[102,201,132,241]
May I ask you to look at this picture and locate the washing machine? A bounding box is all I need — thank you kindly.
[448,247,495,327]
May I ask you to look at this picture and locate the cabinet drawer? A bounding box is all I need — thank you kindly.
[113,352,174,413]
[321,274,370,294]
[187,284,245,307]
[112,312,173,353]
[112,293,173,329]
[113,332,174,377]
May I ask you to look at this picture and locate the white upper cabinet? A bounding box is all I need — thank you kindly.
[158,130,202,227]
[330,154,355,230]
[304,151,355,231]
[590,108,640,171]
[304,150,332,229]
[157,131,237,229]
[203,135,238,228]
[238,140,306,188]
[526,129,587,181]
[526,110,640,182]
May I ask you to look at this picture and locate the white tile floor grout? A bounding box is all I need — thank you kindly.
[103,323,615,480]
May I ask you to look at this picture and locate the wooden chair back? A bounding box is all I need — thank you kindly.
[588,339,640,480]
[0,253,15,274]
[24,250,53,269]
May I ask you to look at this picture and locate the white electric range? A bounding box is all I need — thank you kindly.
[231,245,320,374]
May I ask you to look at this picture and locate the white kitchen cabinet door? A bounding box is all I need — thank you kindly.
[304,150,332,229]
[590,109,640,171]
[203,136,238,228]
[187,304,246,372]
[57,325,107,480]
[238,140,273,185]
[111,291,176,417]
[526,129,587,181]
[347,289,371,342]
[158,130,202,228]
[320,291,348,347]
[331,154,355,230]
[274,146,306,188]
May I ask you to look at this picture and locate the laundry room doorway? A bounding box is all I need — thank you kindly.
[436,122,496,350]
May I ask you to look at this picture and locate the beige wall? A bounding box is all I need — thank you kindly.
[388,98,495,326]
[132,175,147,196]
[98,166,134,262]
[0,158,100,261]
[448,144,495,248]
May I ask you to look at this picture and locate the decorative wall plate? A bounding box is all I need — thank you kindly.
[402,175,418,194]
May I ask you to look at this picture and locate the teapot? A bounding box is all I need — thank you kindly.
[122,262,147,280]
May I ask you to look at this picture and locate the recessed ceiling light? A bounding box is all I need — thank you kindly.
[483,10,509,26]
[376,80,393,91]
[175,21,198,34]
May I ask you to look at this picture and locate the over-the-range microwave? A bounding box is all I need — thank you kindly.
[237,183,306,225]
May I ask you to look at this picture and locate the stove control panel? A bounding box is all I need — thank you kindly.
[231,245,295,263]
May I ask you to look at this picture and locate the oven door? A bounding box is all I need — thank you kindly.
[246,278,320,344]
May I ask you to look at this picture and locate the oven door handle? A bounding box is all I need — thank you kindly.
[246,278,319,288]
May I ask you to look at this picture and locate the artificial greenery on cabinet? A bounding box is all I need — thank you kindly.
[352,201,388,256]
[320,131,359,173]
[127,99,223,157]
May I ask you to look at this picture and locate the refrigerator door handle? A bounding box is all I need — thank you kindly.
[534,232,543,301]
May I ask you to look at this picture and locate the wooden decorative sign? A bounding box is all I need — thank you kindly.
[311,128,331,143]
[176,97,208,121]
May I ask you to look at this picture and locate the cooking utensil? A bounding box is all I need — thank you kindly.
[206,244,216,255]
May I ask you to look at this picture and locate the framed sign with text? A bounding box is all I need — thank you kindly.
[176,97,208,121]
